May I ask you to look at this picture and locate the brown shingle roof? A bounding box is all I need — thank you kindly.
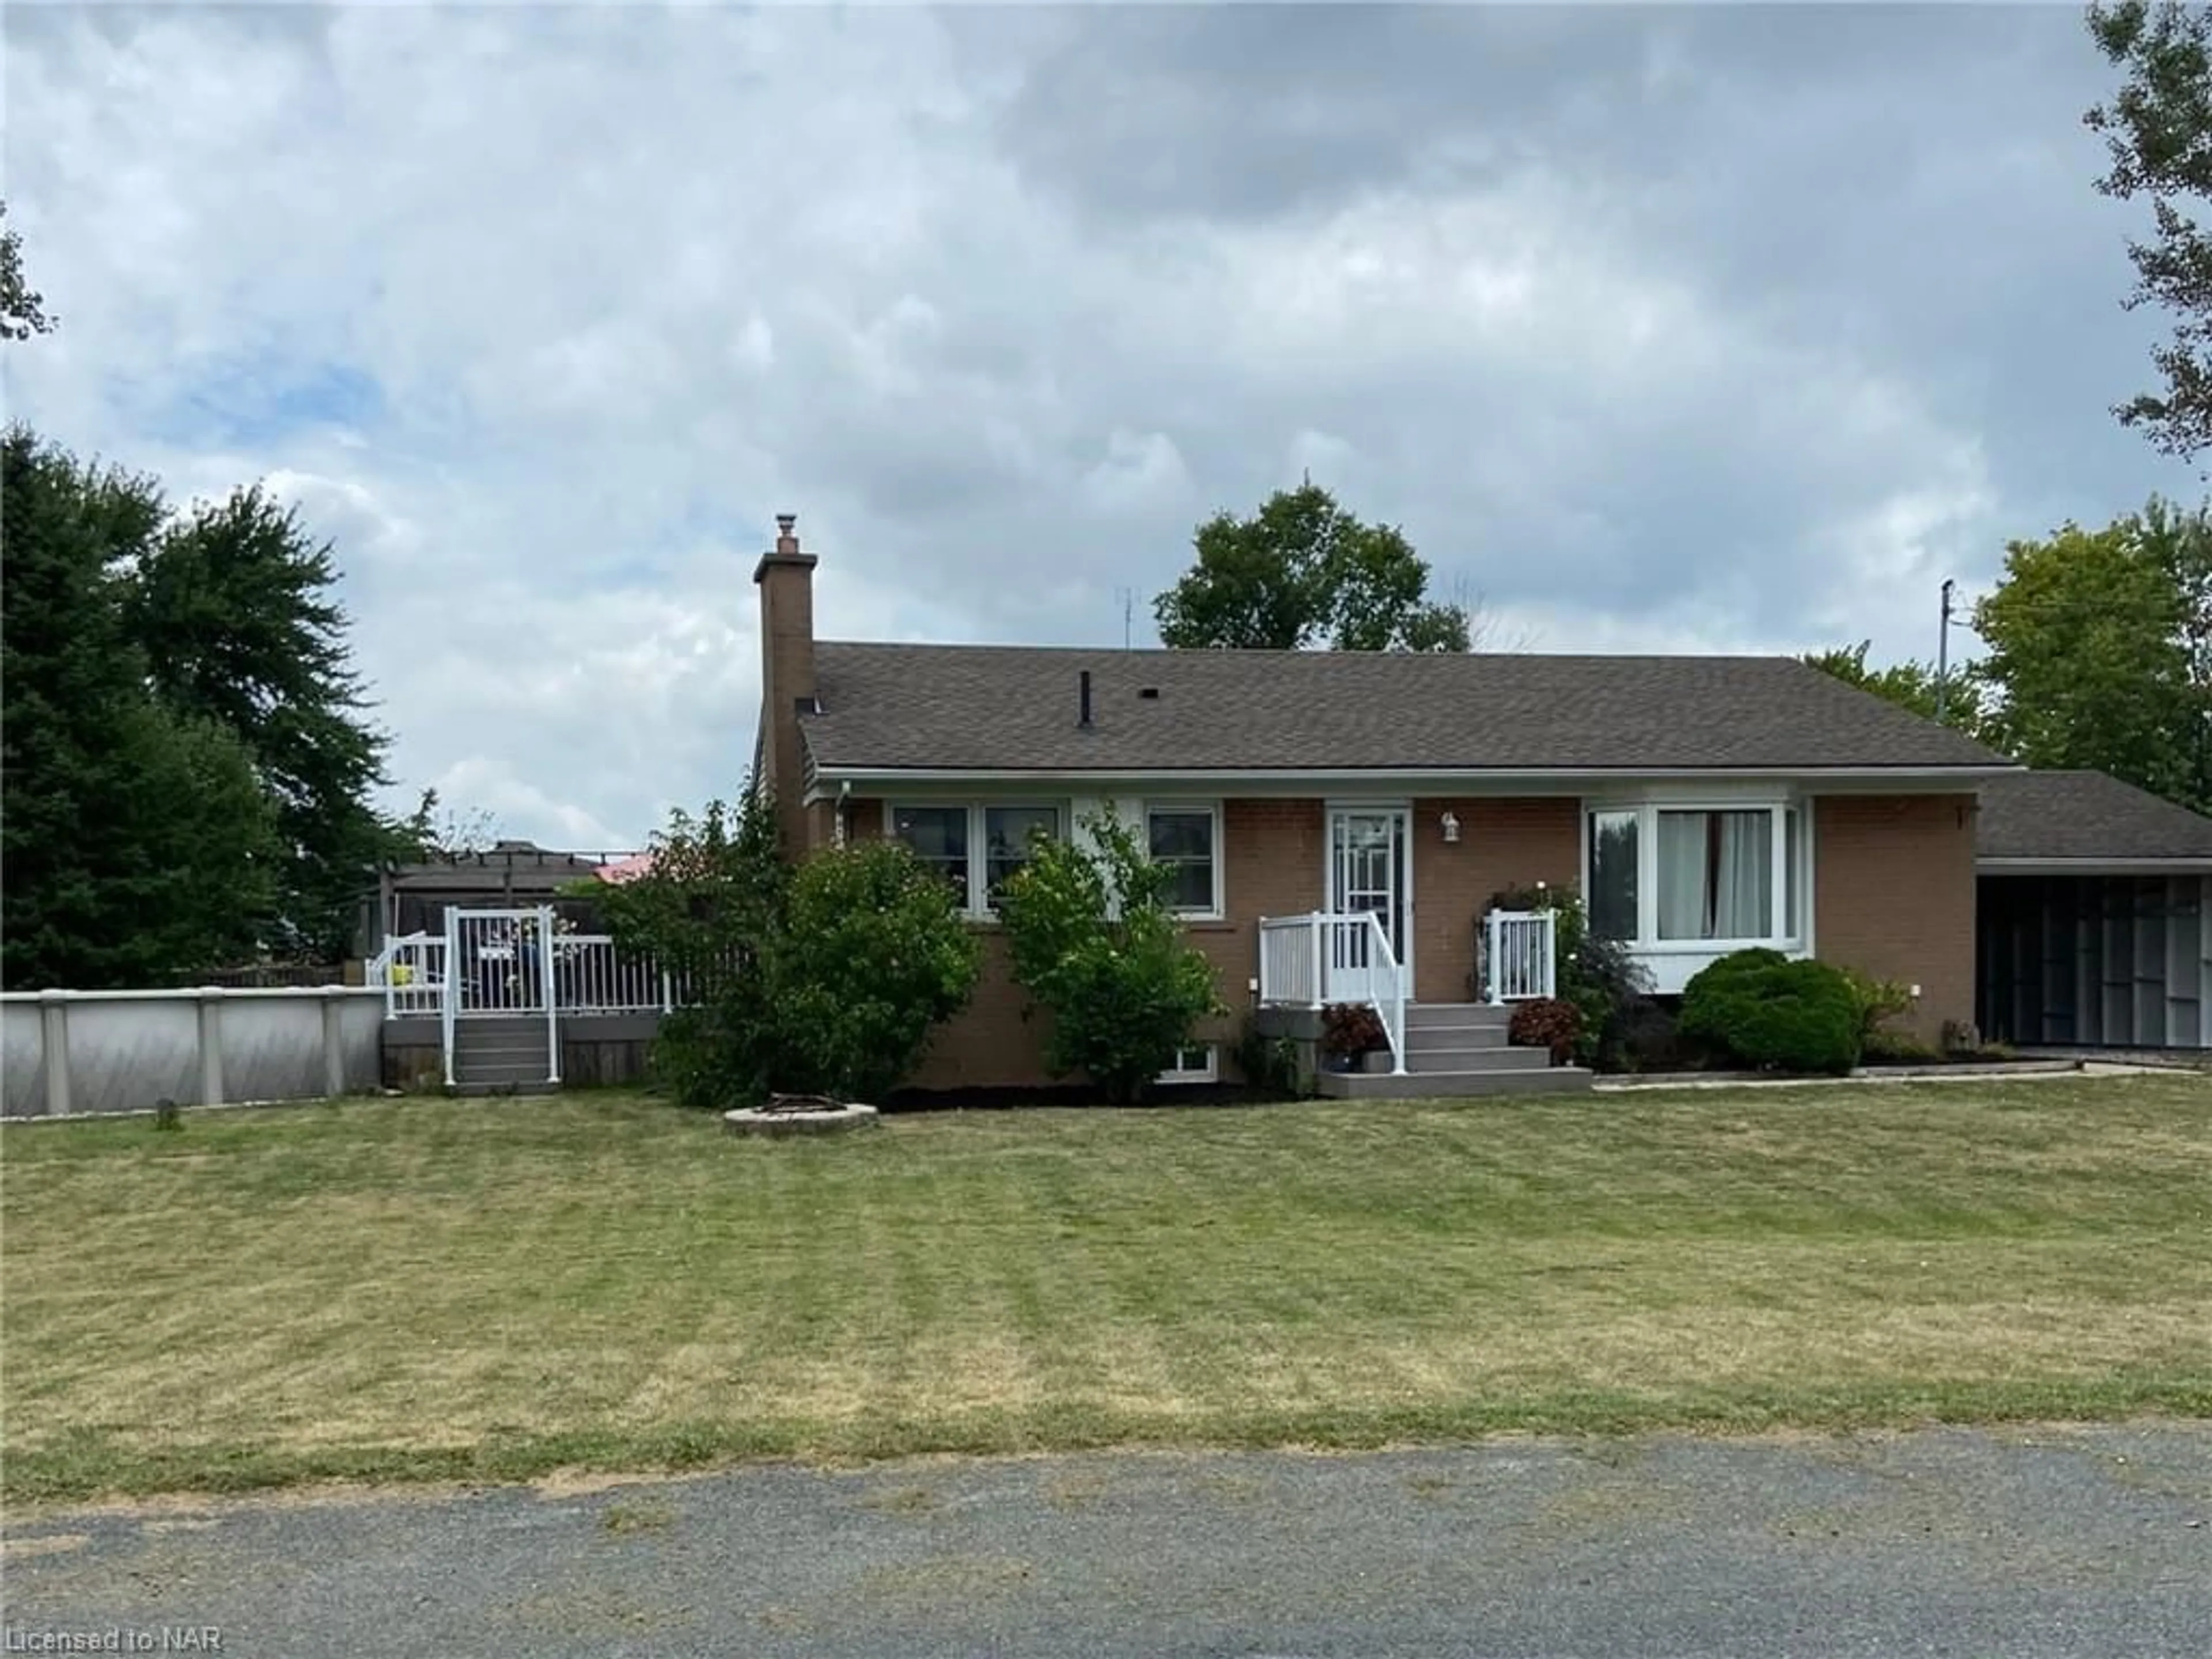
[1976,770,2212,864]
[801,643,2013,774]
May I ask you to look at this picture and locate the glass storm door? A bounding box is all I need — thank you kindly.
[1327,807,1410,1003]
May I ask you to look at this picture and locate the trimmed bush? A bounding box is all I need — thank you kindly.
[759,841,984,1103]
[1507,997,1582,1066]
[1680,950,1862,1075]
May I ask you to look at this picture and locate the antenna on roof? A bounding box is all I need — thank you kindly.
[1116,586,1136,650]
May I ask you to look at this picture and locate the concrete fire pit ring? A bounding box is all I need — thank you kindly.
[722,1097,880,1137]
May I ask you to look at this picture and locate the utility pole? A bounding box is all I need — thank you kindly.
[1936,578,1956,724]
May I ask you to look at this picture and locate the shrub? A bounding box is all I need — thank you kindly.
[1842,968,1916,1042]
[1680,950,1862,1075]
[996,808,1224,1104]
[1507,997,1582,1065]
[1320,1001,1387,1058]
[757,841,983,1103]
[1233,1020,1308,1097]
[591,789,980,1108]
[1613,998,1689,1073]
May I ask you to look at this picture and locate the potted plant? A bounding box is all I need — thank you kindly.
[1320,1002,1387,1073]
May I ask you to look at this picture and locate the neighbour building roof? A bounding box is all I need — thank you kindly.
[1976,770,2212,865]
[799,643,2014,775]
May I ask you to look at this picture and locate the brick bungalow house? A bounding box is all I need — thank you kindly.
[751,517,2040,1094]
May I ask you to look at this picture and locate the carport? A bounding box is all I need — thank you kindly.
[1975,770,2212,1051]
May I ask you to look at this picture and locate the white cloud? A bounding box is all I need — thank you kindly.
[2,5,2194,847]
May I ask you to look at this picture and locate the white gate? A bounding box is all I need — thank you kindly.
[441,906,560,1088]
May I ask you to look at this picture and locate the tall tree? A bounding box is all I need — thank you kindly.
[0,200,55,341]
[1972,500,2212,809]
[1,427,276,988]
[122,484,396,960]
[1154,483,1475,651]
[1800,641,1988,736]
[2085,2,2212,460]
[395,787,502,861]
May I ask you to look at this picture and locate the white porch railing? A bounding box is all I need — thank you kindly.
[1256,911,1408,1076]
[1484,909,1558,1004]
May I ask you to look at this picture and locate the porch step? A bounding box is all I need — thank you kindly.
[1403,1002,1514,1032]
[1403,1025,1511,1055]
[1404,1043,1551,1073]
[1317,1065,1592,1100]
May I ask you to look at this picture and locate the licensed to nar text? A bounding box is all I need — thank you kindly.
[4,1631,222,1654]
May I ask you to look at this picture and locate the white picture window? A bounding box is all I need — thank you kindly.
[889,803,1061,916]
[1584,799,1807,949]
[1147,805,1221,916]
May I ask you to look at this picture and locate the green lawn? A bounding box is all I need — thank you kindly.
[3,1077,2209,1503]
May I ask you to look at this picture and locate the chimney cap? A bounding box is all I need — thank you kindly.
[755,511,816,581]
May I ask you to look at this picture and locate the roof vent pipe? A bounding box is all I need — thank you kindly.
[1078,669,1094,730]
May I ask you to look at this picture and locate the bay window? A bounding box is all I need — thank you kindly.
[1584,800,1808,950]
[889,803,1061,916]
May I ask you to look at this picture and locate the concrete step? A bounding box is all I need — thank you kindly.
[1405,1044,1550,1073]
[1403,1024,1510,1053]
[1316,1066,1592,1100]
[1403,1002,1512,1032]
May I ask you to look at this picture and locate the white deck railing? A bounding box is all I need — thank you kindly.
[365,928,732,1020]
[1484,909,1558,1003]
[1256,911,1408,1075]
[364,932,446,1018]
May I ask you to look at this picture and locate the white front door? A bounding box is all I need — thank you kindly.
[1327,806,1412,1004]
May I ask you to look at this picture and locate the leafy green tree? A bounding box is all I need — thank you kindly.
[995,808,1224,1103]
[2,427,276,988]
[2085,1,2212,459]
[1801,641,1988,736]
[122,483,394,960]
[1154,483,1475,651]
[1972,502,2212,809]
[0,200,55,341]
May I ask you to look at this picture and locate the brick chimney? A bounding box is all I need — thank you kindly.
[753,513,818,859]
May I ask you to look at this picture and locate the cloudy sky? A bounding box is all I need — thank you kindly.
[4,3,2198,848]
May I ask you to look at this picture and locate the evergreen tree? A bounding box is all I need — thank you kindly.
[1,427,276,988]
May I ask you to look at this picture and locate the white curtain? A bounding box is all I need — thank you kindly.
[1657,814,1707,940]
[1657,810,1774,940]
[1711,812,1771,939]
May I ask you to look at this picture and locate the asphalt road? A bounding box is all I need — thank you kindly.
[4,1425,2207,1658]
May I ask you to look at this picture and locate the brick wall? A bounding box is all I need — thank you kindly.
[1812,793,1978,1045]
[901,797,1326,1090]
[1410,798,1580,1003]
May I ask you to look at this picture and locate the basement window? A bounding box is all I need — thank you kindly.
[1156,1044,1218,1085]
